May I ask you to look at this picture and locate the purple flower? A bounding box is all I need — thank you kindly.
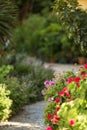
[44,80,50,86]
[44,80,56,86]
[49,81,56,86]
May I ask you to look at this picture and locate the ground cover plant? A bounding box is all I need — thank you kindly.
[43,64,87,130]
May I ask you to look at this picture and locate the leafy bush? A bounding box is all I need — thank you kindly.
[0,84,12,121]
[13,14,46,54]
[5,77,29,115]
[0,65,13,82]
[0,65,29,115]
[54,0,87,52]
[13,14,77,63]
[11,63,33,76]
[43,64,87,130]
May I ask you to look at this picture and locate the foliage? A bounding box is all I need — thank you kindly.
[11,63,33,76]
[53,0,87,52]
[0,84,12,121]
[42,70,75,100]
[14,0,55,21]
[10,59,54,102]
[13,14,46,54]
[0,0,17,43]
[0,65,28,115]
[14,14,76,62]
[6,77,29,114]
[43,64,87,130]
[0,65,13,82]
[0,56,54,117]
[32,0,54,14]
[35,21,68,61]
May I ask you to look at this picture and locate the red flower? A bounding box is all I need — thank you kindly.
[55,98,60,104]
[74,77,80,83]
[58,91,64,97]
[76,83,80,88]
[82,73,87,78]
[56,106,60,111]
[68,77,73,83]
[65,92,70,98]
[52,117,60,124]
[81,71,86,75]
[47,114,53,120]
[69,119,75,126]
[84,64,87,69]
[63,87,68,93]
[52,114,60,124]
[46,126,53,130]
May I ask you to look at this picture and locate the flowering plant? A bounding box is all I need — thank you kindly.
[44,64,87,130]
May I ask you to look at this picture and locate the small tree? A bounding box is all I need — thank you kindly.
[53,0,87,53]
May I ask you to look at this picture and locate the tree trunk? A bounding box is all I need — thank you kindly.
[19,0,32,22]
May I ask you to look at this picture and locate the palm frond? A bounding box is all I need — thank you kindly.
[0,0,18,43]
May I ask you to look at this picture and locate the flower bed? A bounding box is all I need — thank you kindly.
[43,64,87,130]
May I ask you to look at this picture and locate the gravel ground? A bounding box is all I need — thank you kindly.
[0,64,81,130]
[44,63,82,73]
[0,101,47,130]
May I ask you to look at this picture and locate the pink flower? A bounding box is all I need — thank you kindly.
[52,117,60,124]
[46,126,53,130]
[55,98,60,104]
[84,64,87,69]
[51,113,60,124]
[74,77,80,82]
[63,87,68,93]
[69,119,75,126]
[65,92,70,98]
[58,91,64,97]
[48,97,54,101]
[68,77,73,83]
[82,73,87,78]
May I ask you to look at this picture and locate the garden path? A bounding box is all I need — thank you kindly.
[0,101,47,130]
[0,64,81,130]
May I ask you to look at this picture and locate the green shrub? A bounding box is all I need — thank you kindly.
[0,84,12,121]
[11,63,33,76]
[5,77,29,115]
[13,14,46,54]
[13,14,76,62]
[0,65,29,115]
[0,65,13,82]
